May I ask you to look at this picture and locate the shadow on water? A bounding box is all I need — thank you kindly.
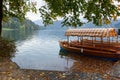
[59,49,116,74]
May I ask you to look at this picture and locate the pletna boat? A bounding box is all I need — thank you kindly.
[59,28,120,59]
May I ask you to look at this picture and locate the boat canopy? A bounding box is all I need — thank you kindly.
[65,28,117,37]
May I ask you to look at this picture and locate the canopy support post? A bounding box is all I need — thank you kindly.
[92,37,93,44]
[116,36,118,43]
[67,36,70,46]
[108,37,110,44]
[78,36,79,43]
[101,37,103,43]
[81,36,83,45]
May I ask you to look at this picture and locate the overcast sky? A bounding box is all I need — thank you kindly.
[26,0,46,21]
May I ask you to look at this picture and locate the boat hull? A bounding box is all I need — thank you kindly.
[59,41,120,59]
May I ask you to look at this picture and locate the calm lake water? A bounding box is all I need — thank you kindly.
[2,29,116,73]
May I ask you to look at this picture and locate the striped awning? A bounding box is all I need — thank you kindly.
[65,28,117,37]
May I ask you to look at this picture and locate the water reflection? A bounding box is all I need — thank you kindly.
[1,29,117,72]
[2,30,38,42]
[59,49,115,74]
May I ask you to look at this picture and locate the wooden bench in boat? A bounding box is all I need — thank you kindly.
[82,41,120,50]
[70,40,120,51]
[83,39,120,45]
[71,39,120,50]
[70,42,117,53]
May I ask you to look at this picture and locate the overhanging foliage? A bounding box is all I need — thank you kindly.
[39,0,120,27]
[3,0,37,21]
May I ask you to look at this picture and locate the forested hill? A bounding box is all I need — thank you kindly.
[2,17,41,30]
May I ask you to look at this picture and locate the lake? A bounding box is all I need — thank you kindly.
[2,29,115,73]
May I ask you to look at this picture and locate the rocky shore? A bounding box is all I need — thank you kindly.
[0,59,120,80]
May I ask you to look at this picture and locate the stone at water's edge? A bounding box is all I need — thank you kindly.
[108,60,120,78]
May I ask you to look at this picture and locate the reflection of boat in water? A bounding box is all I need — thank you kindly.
[59,28,120,60]
[59,49,115,74]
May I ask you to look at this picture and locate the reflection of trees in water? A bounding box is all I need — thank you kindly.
[59,49,115,74]
[2,30,38,42]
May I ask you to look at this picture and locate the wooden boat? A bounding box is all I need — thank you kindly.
[59,28,120,59]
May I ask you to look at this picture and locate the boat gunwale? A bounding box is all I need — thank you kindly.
[60,41,120,59]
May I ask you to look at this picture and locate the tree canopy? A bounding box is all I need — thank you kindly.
[0,0,37,35]
[39,0,120,27]
[2,0,37,21]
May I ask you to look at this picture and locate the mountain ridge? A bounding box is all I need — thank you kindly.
[34,19,120,29]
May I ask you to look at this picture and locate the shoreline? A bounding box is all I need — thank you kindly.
[0,59,120,80]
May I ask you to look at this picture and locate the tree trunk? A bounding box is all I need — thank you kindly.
[0,0,3,36]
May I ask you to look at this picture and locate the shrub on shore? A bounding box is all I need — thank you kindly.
[0,37,16,59]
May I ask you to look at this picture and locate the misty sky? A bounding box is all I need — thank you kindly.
[26,0,46,21]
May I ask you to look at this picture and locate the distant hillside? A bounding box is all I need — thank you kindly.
[34,19,120,30]
[34,20,69,30]
[114,20,120,28]
[34,20,46,29]
[34,20,44,26]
